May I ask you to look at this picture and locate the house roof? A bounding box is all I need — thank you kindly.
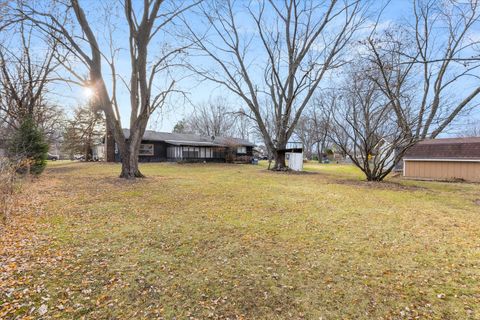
[404,137,480,160]
[122,129,255,147]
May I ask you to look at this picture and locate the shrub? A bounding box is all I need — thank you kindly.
[8,117,49,175]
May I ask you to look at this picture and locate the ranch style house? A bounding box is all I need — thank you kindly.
[112,129,255,163]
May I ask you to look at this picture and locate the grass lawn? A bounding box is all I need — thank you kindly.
[1,161,480,319]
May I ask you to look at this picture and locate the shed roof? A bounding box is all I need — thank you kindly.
[404,137,480,160]
[122,129,255,147]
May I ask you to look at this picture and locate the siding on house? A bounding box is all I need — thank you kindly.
[403,137,480,182]
[404,159,480,182]
[113,129,255,163]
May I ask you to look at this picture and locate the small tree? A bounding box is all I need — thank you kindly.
[8,117,49,175]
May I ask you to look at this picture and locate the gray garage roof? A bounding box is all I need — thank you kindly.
[122,129,255,147]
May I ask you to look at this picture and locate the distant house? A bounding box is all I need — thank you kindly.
[403,137,480,182]
[113,129,255,163]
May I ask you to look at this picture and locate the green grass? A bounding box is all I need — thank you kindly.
[2,161,480,319]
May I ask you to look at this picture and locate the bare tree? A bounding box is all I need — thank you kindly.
[15,0,199,179]
[458,121,480,137]
[332,0,480,180]
[329,62,416,181]
[231,112,253,141]
[184,0,367,170]
[175,96,254,140]
[187,96,236,137]
[0,19,60,134]
[366,0,480,141]
[311,103,333,162]
[296,97,334,161]
[293,115,316,159]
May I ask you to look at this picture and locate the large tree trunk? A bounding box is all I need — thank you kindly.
[272,149,287,170]
[317,141,322,163]
[119,141,144,179]
[105,121,116,162]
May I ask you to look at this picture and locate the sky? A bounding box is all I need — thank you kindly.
[33,0,480,137]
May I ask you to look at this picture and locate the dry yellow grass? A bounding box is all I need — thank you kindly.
[1,161,479,319]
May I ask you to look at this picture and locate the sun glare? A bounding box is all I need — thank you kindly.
[83,87,94,98]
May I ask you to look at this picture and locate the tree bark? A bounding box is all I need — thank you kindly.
[105,120,116,162]
[119,141,144,179]
[272,149,287,170]
[317,141,322,163]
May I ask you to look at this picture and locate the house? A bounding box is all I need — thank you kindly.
[113,129,255,163]
[403,137,480,182]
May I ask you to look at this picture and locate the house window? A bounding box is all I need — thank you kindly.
[139,144,154,156]
[237,146,247,154]
[182,146,199,158]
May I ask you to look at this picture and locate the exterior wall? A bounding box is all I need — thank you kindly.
[113,140,253,163]
[230,145,254,163]
[166,145,226,163]
[139,141,167,162]
[404,160,480,182]
[114,140,168,162]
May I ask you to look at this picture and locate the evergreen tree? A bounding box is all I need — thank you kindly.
[8,116,49,175]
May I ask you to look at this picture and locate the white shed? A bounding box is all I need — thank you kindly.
[283,143,304,171]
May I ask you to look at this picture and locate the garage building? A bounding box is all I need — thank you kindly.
[403,137,480,182]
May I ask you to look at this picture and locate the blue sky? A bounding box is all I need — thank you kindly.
[46,0,478,136]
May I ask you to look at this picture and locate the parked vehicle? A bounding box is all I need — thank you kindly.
[47,153,60,161]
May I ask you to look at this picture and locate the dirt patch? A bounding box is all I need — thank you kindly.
[260,168,320,175]
[330,179,425,191]
[474,199,480,206]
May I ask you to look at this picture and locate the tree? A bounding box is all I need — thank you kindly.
[63,104,105,160]
[334,0,480,181]
[329,62,416,181]
[172,119,190,134]
[366,1,480,139]
[0,19,61,137]
[294,101,333,161]
[8,116,49,175]
[174,97,254,140]
[185,0,367,170]
[458,122,480,137]
[293,115,316,160]
[311,104,333,162]
[186,97,236,137]
[15,0,199,179]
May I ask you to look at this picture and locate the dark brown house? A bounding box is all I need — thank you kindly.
[403,137,480,182]
[113,129,255,163]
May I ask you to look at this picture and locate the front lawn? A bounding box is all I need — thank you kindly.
[1,161,479,319]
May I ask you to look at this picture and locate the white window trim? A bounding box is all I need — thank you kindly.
[237,146,247,154]
[139,143,154,156]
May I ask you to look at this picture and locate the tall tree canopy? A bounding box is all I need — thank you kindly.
[13,0,199,178]
[185,0,368,170]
